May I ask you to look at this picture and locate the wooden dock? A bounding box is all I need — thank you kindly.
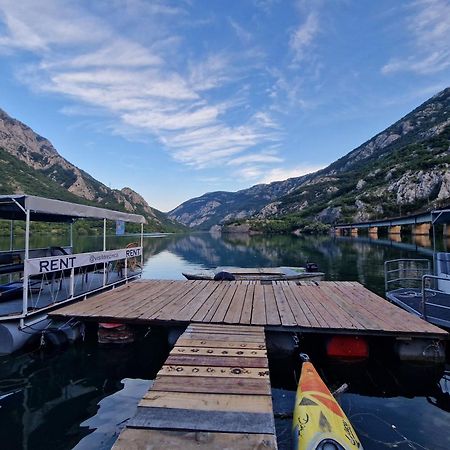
[50,280,447,338]
[113,323,277,449]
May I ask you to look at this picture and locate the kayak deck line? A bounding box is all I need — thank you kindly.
[113,323,278,449]
[49,280,447,339]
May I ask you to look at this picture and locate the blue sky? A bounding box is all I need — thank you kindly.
[0,0,449,211]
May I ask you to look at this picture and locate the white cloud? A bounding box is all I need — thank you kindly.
[0,0,281,170]
[260,164,324,184]
[227,153,283,166]
[229,19,253,43]
[188,53,233,92]
[382,0,450,75]
[289,12,319,62]
[235,166,264,180]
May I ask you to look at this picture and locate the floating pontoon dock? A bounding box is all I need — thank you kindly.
[113,323,276,449]
[50,280,447,338]
[49,279,447,449]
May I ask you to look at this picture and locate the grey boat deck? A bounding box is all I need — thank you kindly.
[386,288,450,328]
[0,269,140,318]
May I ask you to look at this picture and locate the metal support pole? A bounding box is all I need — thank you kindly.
[70,267,75,298]
[9,220,14,283]
[103,218,107,286]
[140,222,144,272]
[9,220,13,250]
[432,224,436,274]
[22,210,30,321]
[70,222,73,249]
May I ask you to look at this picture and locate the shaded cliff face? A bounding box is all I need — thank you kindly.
[0,108,181,231]
[168,177,308,230]
[169,87,450,230]
[264,87,450,226]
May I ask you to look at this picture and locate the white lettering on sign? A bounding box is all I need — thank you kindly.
[25,247,142,276]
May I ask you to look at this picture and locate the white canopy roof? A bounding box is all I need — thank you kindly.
[0,195,146,224]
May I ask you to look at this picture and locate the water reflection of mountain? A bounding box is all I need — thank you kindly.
[140,233,431,296]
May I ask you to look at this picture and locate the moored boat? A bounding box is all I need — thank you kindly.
[293,354,363,450]
[182,265,324,281]
[0,194,145,354]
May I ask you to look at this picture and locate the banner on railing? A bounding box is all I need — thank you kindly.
[25,247,142,276]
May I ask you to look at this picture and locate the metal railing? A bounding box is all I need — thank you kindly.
[384,258,432,293]
[0,246,143,321]
[421,274,450,322]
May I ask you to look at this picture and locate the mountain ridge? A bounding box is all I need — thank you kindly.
[169,87,450,231]
[0,108,182,232]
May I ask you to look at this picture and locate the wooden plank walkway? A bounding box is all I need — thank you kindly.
[113,323,277,450]
[49,280,448,338]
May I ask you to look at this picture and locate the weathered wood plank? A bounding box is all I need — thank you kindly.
[240,283,255,325]
[140,391,273,413]
[174,281,222,321]
[152,375,271,395]
[187,323,262,332]
[127,406,275,434]
[154,281,212,320]
[113,429,277,450]
[271,283,296,326]
[164,354,268,368]
[175,339,266,350]
[224,283,248,324]
[251,283,266,325]
[137,281,202,320]
[158,365,269,378]
[170,347,267,358]
[278,282,311,327]
[180,332,265,343]
[190,282,230,322]
[210,283,239,322]
[263,284,281,326]
[108,281,179,318]
[288,281,323,327]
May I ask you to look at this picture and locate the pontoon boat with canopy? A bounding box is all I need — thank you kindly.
[0,194,145,354]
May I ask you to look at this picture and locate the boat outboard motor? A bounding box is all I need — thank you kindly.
[214,271,235,281]
[305,262,319,273]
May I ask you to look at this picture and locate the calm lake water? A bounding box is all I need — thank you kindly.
[0,232,449,449]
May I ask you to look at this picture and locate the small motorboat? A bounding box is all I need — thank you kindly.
[293,354,363,450]
[182,265,324,281]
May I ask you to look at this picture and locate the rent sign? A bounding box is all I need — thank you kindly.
[25,247,142,276]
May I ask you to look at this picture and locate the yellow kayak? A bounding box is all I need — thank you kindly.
[292,355,363,450]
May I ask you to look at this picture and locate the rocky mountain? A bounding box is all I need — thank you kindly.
[169,87,450,231]
[0,108,182,232]
[168,177,307,230]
